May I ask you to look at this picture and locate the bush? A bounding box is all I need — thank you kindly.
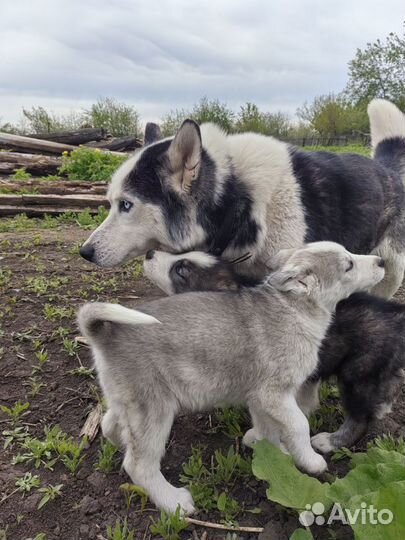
[235,102,293,137]
[82,97,141,137]
[59,148,127,182]
[22,106,83,134]
[161,97,235,136]
[297,94,369,136]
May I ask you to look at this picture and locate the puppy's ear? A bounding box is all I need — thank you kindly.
[268,266,317,295]
[270,248,296,271]
[167,119,202,194]
[144,122,162,146]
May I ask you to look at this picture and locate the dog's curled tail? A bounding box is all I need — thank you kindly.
[368,99,405,182]
[78,302,161,341]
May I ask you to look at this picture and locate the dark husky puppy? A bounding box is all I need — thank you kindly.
[144,249,405,452]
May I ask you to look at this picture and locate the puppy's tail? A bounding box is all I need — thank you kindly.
[78,302,161,341]
[368,99,405,183]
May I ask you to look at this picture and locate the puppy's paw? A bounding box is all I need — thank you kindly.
[302,452,328,476]
[242,428,260,448]
[311,432,336,454]
[163,487,195,516]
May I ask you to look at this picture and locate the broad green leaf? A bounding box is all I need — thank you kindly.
[252,440,331,511]
[290,529,314,540]
[350,448,405,468]
[329,463,405,506]
[348,481,405,540]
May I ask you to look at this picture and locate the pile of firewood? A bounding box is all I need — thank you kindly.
[0,123,160,217]
[0,128,144,176]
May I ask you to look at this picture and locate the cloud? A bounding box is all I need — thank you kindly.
[0,0,404,124]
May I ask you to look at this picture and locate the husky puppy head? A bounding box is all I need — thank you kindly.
[144,250,257,295]
[267,241,385,309]
[79,121,220,267]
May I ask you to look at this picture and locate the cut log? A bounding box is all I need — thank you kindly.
[0,204,105,217]
[85,136,142,151]
[0,131,126,156]
[0,131,76,155]
[0,152,61,175]
[0,179,107,195]
[30,128,108,145]
[0,193,108,208]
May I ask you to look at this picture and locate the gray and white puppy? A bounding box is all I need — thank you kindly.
[78,242,384,515]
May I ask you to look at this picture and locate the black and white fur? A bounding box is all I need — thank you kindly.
[78,243,384,514]
[80,99,405,298]
[144,249,405,452]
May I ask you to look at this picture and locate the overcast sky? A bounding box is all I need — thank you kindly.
[1,0,404,125]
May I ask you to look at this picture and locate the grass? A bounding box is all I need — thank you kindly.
[179,445,253,520]
[369,433,405,454]
[0,207,108,233]
[0,401,30,426]
[95,438,120,473]
[15,472,41,494]
[12,425,87,473]
[120,483,149,511]
[37,484,63,509]
[309,382,343,433]
[150,508,187,540]
[305,143,370,156]
[106,518,135,540]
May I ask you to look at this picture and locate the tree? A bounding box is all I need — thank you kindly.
[297,94,368,136]
[345,22,405,108]
[235,103,292,138]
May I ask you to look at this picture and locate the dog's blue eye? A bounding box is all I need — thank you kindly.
[119,200,133,213]
[346,260,354,272]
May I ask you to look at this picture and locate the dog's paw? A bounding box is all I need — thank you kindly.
[311,432,336,454]
[279,442,290,455]
[162,487,195,516]
[301,452,328,476]
[242,428,260,448]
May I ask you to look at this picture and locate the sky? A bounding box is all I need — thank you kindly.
[1,0,404,126]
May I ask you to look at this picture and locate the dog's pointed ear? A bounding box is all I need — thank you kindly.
[270,247,296,270]
[167,119,202,193]
[268,265,317,295]
[144,122,162,146]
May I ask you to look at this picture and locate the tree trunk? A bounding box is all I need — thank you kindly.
[0,131,76,155]
[84,136,142,151]
[30,128,108,145]
[0,205,104,217]
[0,193,108,208]
[0,152,61,175]
[0,179,107,195]
[0,131,126,156]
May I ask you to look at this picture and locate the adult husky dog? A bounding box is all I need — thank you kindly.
[80,99,405,297]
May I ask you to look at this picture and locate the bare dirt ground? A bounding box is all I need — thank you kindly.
[1,226,404,540]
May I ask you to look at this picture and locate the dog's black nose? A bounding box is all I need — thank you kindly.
[145,250,155,260]
[80,244,95,262]
[378,258,385,268]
